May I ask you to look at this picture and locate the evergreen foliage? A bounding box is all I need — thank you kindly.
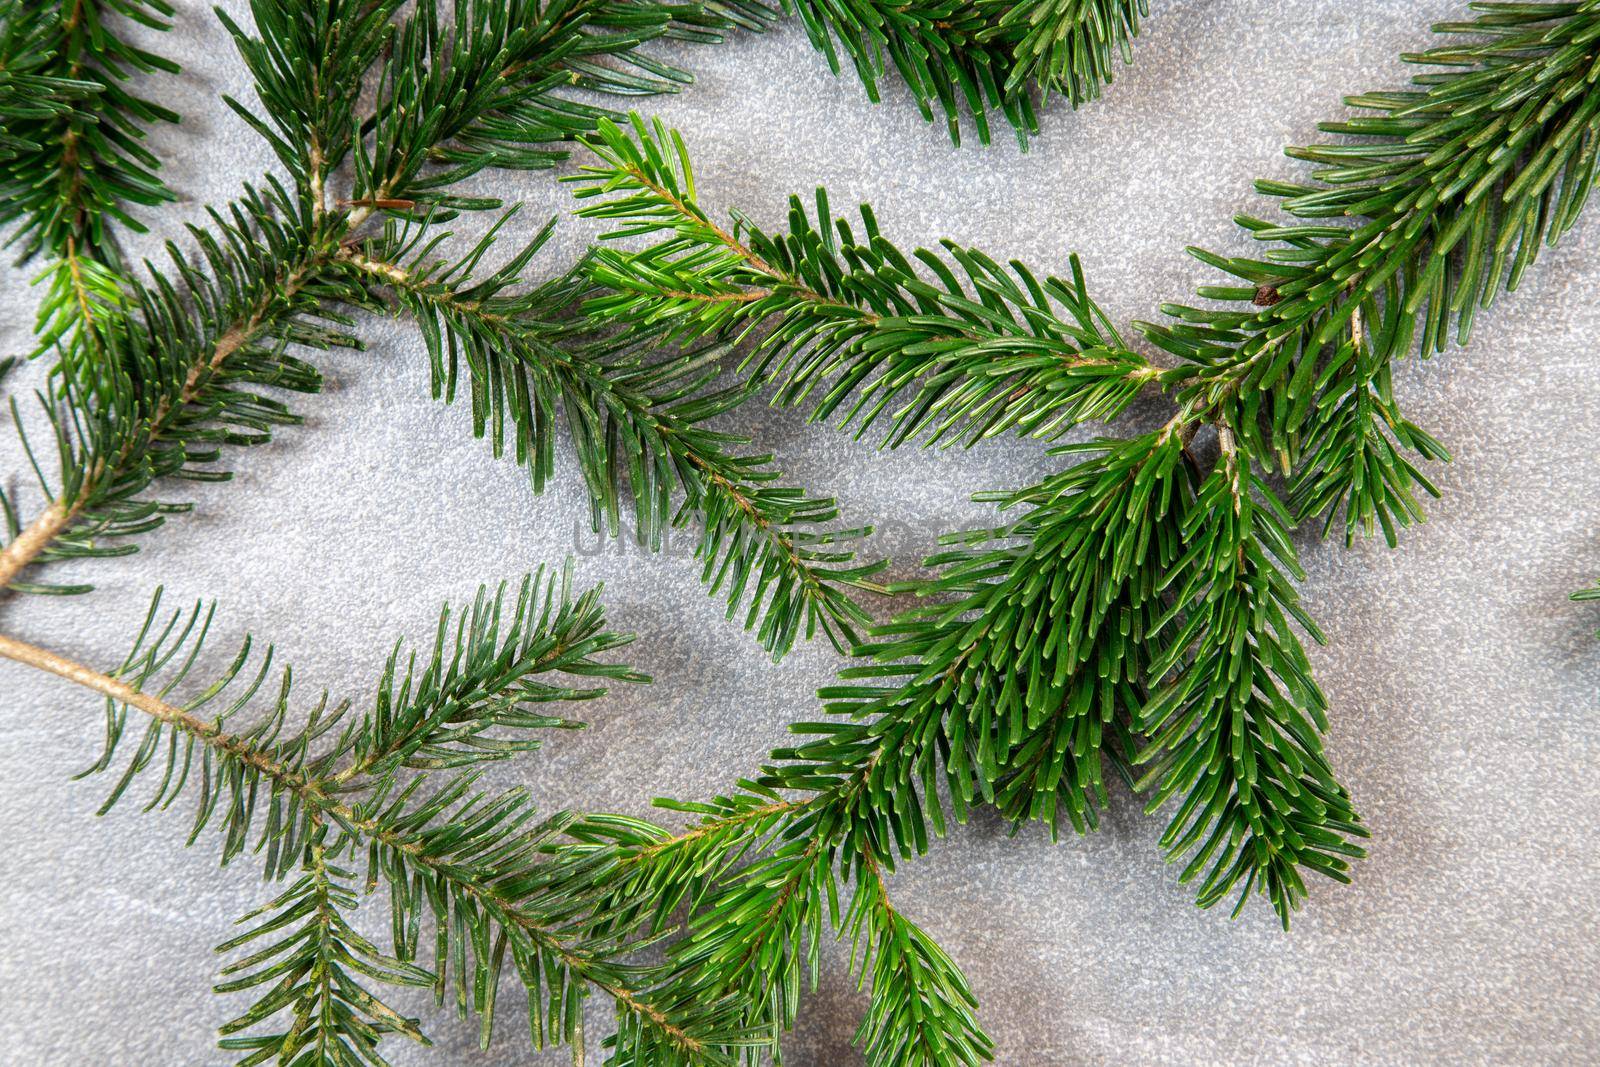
[538,4,1600,1056]
[340,213,887,656]
[2,567,777,1063]
[0,180,350,597]
[0,2,95,157]
[0,0,878,661]
[788,0,1147,145]
[1143,0,1600,547]
[2,1,1598,1064]
[216,850,435,1065]
[0,0,180,356]
[572,113,1156,448]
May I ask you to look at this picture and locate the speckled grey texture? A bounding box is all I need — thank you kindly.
[2,1,1598,1064]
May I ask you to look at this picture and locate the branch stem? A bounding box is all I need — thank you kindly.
[0,503,71,591]
[1,256,322,595]
[0,627,701,1055]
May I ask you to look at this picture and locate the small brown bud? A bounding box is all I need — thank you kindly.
[1252,284,1282,307]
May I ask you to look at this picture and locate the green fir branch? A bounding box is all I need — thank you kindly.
[215,846,435,1065]
[4,1,864,663]
[353,0,776,215]
[785,0,1148,146]
[337,211,887,658]
[0,567,766,1063]
[0,180,351,598]
[787,0,1026,146]
[216,0,406,216]
[560,643,1001,1065]
[0,0,180,261]
[0,0,181,358]
[569,1,1600,952]
[1141,1,1600,546]
[526,9,1600,1041]
[8,2,1599,1064]
[845,857,992,1067]
[0,1,98,157]
[571,114,1158,449]
[978,0,1147,103]
[1133,432,1367,923]
[562,114,1363,949]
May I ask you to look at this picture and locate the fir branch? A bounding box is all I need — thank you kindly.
[978,0,1146,103]
[759,426,1351,926]
[0,0,179,261]
[576,800,844,1060]
[335,212,887,659]
[570,1,1600,937]
[0,181,351,597]
[352,0,776,217]
[786,0,1147,146]
[0,1,96,157]
[215,846,435,1065]
[0,567,759,1062]
[1141,1,1600,546]
[571,114,1158,449]
[4,5,872,670]
[845,857,991,1067]
[561,647,1000,1064]
[569,116,1366,926]
[659,825,833,1052]
[0,0,181,358]
[216,0,405,217]
[1133,431,1367,923]
[786,0,1027,147]
[712,341,1360,929]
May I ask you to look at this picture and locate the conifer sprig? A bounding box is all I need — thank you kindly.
[216,0,405,215]
[0,2,96,156]
[981,0,1146,103]
[545,426,1347,1060]
[574,0,1600,948]
[1142,0,1600,546]
[846,858,991,1067]
[1133,433,1366,915]
[0,0,181,356]
[571,114,1158,449]
[0,567,768,1063]
[565,744,997,1066]
[541,7,1600,1036]
[555,609,1017,1064]
[0,180,350,597]
[5,1,1596,1063]
[351,0,776,216]
[787,0,1147,146]
[214,848,436,1065]
[336,211,887,657]
[512,9,1600,1053]
[3,0,877,660]
[788,0,1026,146]
[567,115,1367,941]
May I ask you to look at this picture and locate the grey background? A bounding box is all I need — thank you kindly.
[2,1,1598,1063]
